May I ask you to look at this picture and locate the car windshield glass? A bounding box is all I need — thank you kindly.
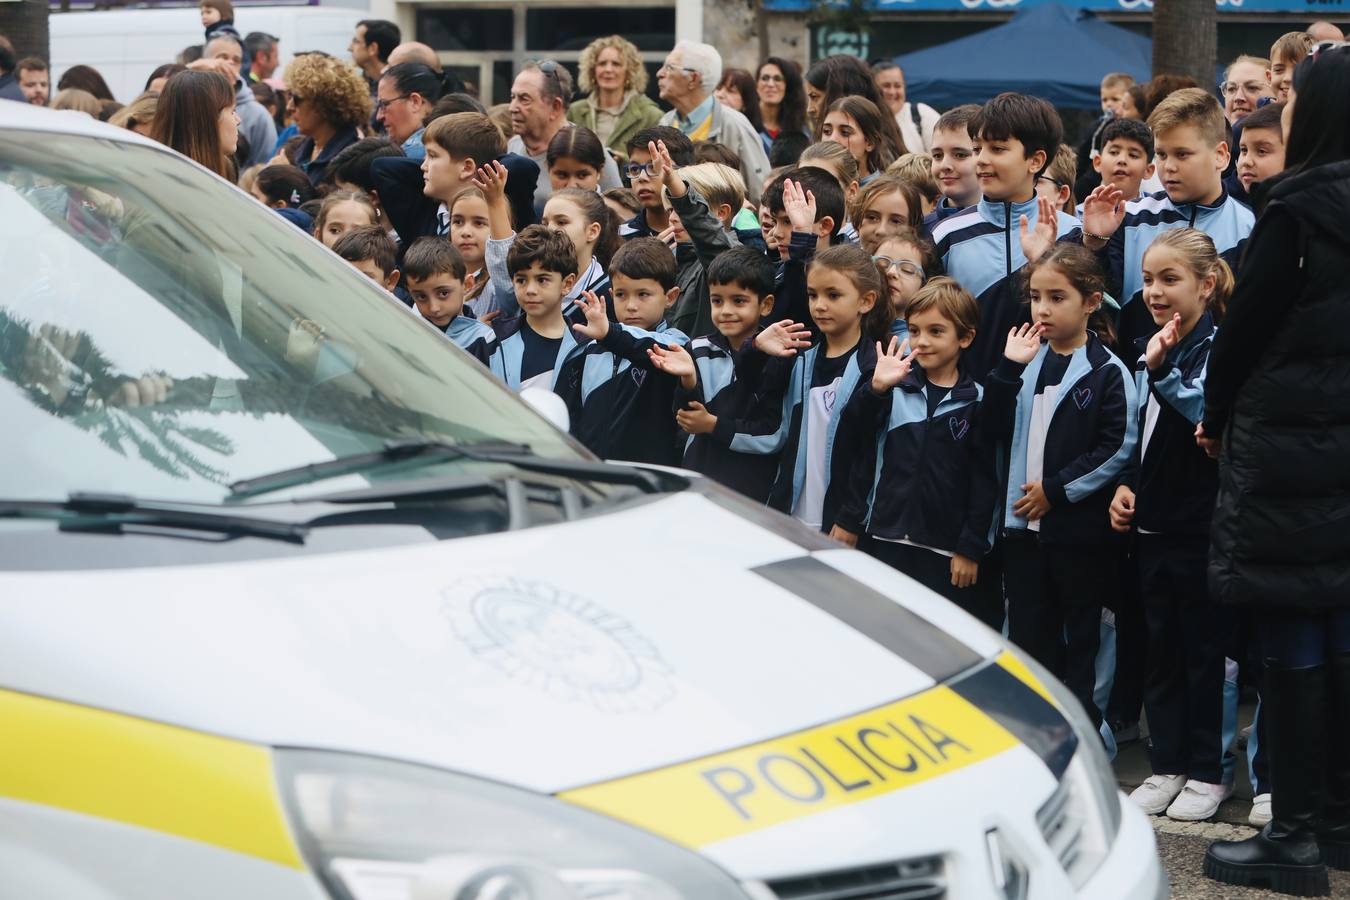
[0,128,578,504]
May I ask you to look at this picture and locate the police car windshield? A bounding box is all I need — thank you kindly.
[0,128,578,505]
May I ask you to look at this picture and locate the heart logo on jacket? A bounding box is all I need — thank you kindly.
[631,368,646,388]
[949,416,970,441]
[1073,387,1092,410]
[823,388,837,412]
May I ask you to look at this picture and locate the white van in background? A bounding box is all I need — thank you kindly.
[49,5,369,103]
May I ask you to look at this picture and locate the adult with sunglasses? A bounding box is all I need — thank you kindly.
[376,62,441,159]
[566,36,663,167]
[1201,41,1350,895]
[508,59,623,214]
[656,41,771,202]
[755,57,808,158]
[284,53,373,188]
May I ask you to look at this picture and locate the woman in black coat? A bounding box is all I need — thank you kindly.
[1202,43,1350,896]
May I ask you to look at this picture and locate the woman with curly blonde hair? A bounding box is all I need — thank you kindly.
[283,53,374,186]
[566,35,661,164]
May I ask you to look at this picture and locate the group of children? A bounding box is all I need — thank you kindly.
[251,56,1290,825]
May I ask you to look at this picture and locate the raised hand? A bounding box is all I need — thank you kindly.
[1081,184,1126,247]
[871,336,918,393]
[569,290,610,340]
[755,319,813,357]
[470,160,509,201]
[650,139,684,197]
[782,179,817,234]
[1145,312,1181,371]
[1019,195,1059,264]
[1109,485,1135,533]
[648,343,695,378]
[676,400,717,434]
[1004,322,1044,364]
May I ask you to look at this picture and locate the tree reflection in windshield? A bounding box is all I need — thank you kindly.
[0,311,235,484]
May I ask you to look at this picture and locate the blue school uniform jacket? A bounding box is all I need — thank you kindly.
[556,320,689,465]
[420,310,506,380]
[676,333,794,502]
[758,339,878,530]
[1120,313,1217,536]
[1092,190,1252,353]
[837,366,999,559]
[933,196,1082,381]
[984,333,1139,545]
[493,310,587,391]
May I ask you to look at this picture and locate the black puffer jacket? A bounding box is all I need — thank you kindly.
[1204,160,1350,609]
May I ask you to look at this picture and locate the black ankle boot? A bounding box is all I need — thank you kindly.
[1318,652,1350,870]
[1205,664,1330,896]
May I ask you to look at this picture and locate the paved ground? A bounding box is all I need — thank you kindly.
[1113,704,1350,897]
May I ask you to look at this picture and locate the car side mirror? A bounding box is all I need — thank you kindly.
[519,387,569,433]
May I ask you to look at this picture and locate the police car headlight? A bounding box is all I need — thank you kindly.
[275,749,751,900]
[1008,649,1123,879]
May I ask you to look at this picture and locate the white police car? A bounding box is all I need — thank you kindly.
[0,100,1165,900]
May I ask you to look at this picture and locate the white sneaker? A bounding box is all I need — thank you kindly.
[1250,792,1273,827]
[1129,774,1187,814]
[1166,780,1233,821]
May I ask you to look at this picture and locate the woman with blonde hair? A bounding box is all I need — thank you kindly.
[52,88,102,117]
[109,92,159,136]
[283,53,374,187]
[566,35,662,164]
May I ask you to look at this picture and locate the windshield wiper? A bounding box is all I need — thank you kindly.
[226,439,664,500]
[0,493,309,544]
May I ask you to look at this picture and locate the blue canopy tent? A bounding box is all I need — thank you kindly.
[895,4,1152,109]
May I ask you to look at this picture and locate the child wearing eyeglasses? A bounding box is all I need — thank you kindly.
[617,126,695,240]
[872,227,938,342]
[1034,144,1078,214]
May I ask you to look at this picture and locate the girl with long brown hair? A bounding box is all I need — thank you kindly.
[150,71,239,181]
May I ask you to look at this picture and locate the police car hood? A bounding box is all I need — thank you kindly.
[0,487,1005,793]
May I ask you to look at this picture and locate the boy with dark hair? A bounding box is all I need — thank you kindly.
[619,126,695,240]
[931,92,1081,380]
[648,246,790,501]
[761,165,848,330]
[559,237,690,465]
[371,112,538,249]
[333,226,401,294]
[1234,101,1285,201]
[924,104,982,228]
[494,225,586,391]
[1078,117,1155,217]
[402,236,502,374]
[1081,87,1252,353]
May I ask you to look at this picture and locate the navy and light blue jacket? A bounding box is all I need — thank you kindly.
[1090,189,1252,353]
[422,311,506,381]
[1121,313,1217,535]
[933,195,1081,381]
[750,339,878,530]
[921,199,970,234]
[984,333,1139,544]
[837,367,999,559]
[675,333,794,502]
[764,231,818,333]
[493,309,587,391]
[556,320,689,465]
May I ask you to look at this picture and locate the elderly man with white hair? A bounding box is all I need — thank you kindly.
[657,41,770,201]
